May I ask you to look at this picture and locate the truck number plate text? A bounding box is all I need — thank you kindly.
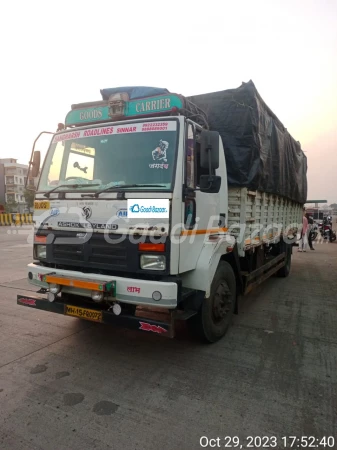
[65,305,102,322]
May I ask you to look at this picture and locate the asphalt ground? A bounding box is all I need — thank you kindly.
[0,226,336,450]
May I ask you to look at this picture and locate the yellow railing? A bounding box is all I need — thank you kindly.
[0,213,33,226]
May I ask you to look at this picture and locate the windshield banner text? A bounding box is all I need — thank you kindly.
[53,122,177,143]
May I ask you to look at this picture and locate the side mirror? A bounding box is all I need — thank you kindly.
[199,175,221,193]
[200,130,220,170]
[31,151,41,178]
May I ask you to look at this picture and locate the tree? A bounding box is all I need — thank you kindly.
[5,200,18,213]
[24,188,35,212]
[330,203,337,209]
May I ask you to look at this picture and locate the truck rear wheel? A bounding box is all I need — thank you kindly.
[190,261,236,343]
[276,242,292,278]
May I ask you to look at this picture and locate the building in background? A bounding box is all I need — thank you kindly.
[0,158,38,212]
[305,207,333,221]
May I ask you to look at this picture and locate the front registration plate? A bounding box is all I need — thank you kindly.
[65,305,102,322]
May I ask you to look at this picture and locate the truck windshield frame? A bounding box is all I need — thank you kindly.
[37,118,180,194]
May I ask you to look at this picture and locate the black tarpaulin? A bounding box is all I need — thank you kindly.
[187,80,307,204]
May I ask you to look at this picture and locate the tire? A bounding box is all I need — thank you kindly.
[276,242,292,278]
[189,261,236,343]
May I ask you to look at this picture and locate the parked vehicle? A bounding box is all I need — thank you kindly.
[319,217,336,242]
[310,222,319,241]
[17,82,307,342]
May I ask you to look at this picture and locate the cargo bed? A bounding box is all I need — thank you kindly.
[228,188,302,256]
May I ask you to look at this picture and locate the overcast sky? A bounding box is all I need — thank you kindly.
[1,0,336,203]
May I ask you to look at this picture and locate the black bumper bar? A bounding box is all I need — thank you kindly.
[17,294,174,337]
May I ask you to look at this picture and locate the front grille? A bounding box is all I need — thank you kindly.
[89,240,127,268]
[53,244,84,261]
[49,232,128,271]
[43,230,170,275]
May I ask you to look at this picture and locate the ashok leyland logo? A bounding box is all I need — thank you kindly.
[116,208,127,218]
[127,199,169,218]
[82,206,92,220]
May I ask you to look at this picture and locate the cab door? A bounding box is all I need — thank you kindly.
[179,122,220,273]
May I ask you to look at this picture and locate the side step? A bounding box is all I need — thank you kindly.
[181,287,197,300]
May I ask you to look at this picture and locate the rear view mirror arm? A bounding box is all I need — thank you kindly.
[26,131,54,188]
[206,135,213,176]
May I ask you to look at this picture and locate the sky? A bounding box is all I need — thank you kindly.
[1,0,336,203]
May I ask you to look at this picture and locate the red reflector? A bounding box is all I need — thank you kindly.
[138,243,165,252]
[34,236,47,244]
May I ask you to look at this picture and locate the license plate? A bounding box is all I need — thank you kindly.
[34,200,50,210]
[65,305,102,322]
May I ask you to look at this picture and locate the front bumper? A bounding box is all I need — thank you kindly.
[17,294,173,337]
[27,263,178,309]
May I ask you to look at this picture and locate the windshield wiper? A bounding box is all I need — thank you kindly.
[94,184,166,198]
[43,183,100,198]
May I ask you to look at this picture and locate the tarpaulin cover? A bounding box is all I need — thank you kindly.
[187,81,307,204]
[100,86,169,101]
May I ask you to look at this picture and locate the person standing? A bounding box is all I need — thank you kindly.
[307,214,315,250]
[298,208,309,252]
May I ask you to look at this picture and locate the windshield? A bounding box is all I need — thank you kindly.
[38,120,178,192]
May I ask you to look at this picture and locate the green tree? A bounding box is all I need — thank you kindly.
[330,203,337,209]
[5,200,18,213]
[24,188,35,211]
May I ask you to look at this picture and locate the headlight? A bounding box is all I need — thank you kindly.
[140,254,166,270]
[35,245,47,259]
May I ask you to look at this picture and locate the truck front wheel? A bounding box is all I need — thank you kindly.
[190,261,236,343]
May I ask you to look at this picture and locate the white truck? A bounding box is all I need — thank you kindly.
[18,83,307,342]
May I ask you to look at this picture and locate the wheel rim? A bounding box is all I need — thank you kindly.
[212,281,232,324]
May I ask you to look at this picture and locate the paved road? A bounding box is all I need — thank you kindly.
[0,226,336,450]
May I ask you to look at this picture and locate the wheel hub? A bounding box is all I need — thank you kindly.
[212,281,232,322]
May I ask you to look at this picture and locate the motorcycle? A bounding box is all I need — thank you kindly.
[319,217,336,242]
[310,222,319,241]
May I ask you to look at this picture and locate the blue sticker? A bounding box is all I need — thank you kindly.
[129,204,139,213]
[50,208,60,216]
